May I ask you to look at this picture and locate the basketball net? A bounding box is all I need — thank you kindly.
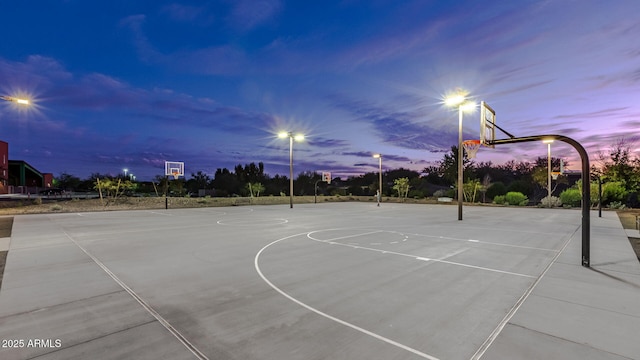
[462,140,481,159]
[172,171,179,180]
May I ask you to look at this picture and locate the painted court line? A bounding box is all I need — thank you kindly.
[61,230,209,360]
[470,225,579,360]
[307,230,534,278]
[406,232,559,252]
[255,233,440,360]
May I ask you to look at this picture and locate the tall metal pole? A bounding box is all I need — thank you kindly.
[491,134,590,267]
[547,143,552,208]
[379,156,382,205]
[289,135,294,209]
[458,107,463,221]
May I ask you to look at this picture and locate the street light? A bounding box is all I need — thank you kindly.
[445,90,475,221]
[543,139,554,208]
[373,154,382,206]
[278,131,304,208]
[1,95,30,105]
[123,168,129,180]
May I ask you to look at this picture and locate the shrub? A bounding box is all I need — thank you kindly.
[602,182,627,204]
[493,195,506,205]
[505,191,528,206]
[607,201,626,209]
[433,189,447,198]
[539,195,562,208]
[486,182,507,200]
[33,197,43,205]
[625,192,639,208]
[408,190,425,199]
[506,180,532,196]
[559,189,582,207]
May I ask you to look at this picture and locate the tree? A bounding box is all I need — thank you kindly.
[56,173,82,190]
[463,179,481,202]
[437,146,474,185]
[246,182,265,197]
[94,178,137,205]
[598,138,639,193]
[392,177,410,199]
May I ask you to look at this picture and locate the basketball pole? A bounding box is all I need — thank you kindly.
[458,107,464,221]
[490,134,591,267]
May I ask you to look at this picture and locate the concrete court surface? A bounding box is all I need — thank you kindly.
[0,203,638,360]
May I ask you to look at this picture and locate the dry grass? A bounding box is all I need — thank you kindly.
[0,195,442,215]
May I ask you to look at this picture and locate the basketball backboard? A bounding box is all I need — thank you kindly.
[322,171,331,184]
[480,101,496,148]
[165,161,184,179]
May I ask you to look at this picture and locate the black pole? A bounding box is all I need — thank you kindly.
[598,177,602,218]
[491,135,590,267]
[314,179,321,204]
[165,175,169,210]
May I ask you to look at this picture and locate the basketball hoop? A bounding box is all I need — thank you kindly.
[462,140,482,159]
[171,171,180,180]
[551,171,561,180]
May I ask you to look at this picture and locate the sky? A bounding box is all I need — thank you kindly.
[1,0,639,181]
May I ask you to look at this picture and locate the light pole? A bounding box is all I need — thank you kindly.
[278,131,304,208]
[123,168,128,180]
[543,139,553,208]
[445,91,475,220]
[373,154,382,206]
[0,96,30,105]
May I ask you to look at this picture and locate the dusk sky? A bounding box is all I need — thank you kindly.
[1,1,639,181]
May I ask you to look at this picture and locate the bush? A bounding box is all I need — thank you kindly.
[433,189,448,198]
[486,182,507,200]
[602,182,627,204]
[506,180,532,196]
[559,189,582,207]
[539,195,562,208]
[408,190,425,199]
[493,195,506,205]
[607,201,626,209]
[626,192,639,208]
[505,192,528,206]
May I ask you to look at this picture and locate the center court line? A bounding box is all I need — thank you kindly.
[307,231,535,278]
[61,230,209,360]
[255,232,441,360]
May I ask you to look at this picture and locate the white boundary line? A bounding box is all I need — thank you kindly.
[470,227,579,359]
[307,230,535,278]
[62,230,209,360]
[255,232,441,360]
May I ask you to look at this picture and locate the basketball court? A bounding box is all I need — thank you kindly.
[1,202,638,359]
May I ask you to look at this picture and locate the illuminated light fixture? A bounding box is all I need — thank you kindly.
[1,95,30,105]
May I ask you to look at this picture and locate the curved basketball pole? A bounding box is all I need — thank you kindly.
[488,135,590,268]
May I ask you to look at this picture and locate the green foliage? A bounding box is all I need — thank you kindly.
[246,182,265,197]
[462,179,481,202]
[94,178,137,199]
[506,180,531,196]
[602,181,627,203]
[486,182,507,200]
[392,177,410,198]
[606,201,626,209]
[505,192,528,206]
[493,195,506,205]
[408,189,425,199]
[559,188,582,207]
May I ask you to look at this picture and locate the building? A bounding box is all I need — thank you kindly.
[0,140,53,194]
